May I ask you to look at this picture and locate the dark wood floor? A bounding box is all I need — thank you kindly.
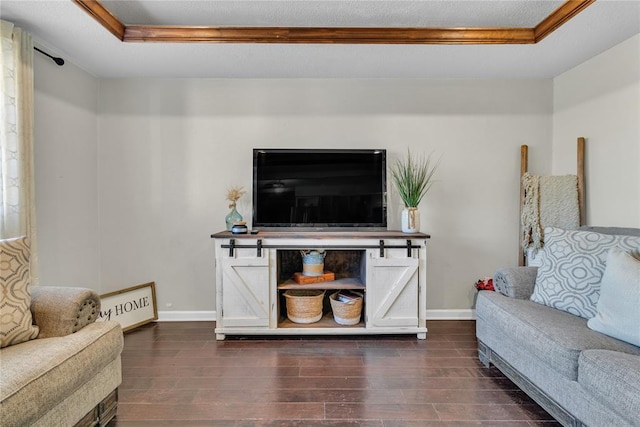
[113,321,559,426]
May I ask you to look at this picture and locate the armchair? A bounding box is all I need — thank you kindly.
[0,286,123,426]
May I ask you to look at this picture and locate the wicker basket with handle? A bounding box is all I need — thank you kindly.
[284,289,325,324]
[329,291,363,325]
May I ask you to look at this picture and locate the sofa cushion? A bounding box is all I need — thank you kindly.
[0,236,39,347]
[587,248,640,346]
[476,291,640,381]
[0,321,123,426]
[578,349,640,421]
[530,227,640,319]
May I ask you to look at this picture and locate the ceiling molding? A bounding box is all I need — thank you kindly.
[72,0,124,40]
[534,0,596,42]
[124,26,536,45]
[73,0,595,45]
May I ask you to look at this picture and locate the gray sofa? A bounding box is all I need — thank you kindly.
[476,227,640,427]
[0,286,124,427]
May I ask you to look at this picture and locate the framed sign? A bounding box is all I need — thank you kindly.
[98,282,158,332]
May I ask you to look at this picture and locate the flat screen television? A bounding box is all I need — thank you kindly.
[253,149,387,230]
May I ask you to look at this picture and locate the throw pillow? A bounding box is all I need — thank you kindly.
[587,248,640,346]
[530,227,640,318]
[1,236,39,347]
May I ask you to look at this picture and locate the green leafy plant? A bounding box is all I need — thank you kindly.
[391,149,440,208]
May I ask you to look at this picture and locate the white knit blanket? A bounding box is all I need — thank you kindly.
[521,173,579,250]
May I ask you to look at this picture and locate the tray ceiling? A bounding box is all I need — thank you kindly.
[100,1,563,28]
[72,0,591,44]
[1,0,639,78]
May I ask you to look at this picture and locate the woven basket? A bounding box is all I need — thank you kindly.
[329,291,363,325]
[284,290,325,324]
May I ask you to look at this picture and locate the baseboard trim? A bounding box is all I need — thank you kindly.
[157,311,216,322]
[426,309,476,320]
[156,309,476,322]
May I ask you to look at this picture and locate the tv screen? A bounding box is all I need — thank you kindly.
[253,149,387,230]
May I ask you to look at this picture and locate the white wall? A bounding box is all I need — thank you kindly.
[34,53,101,288]
[553,34,640,227]
[98,78,552,312]
[32,34,640,316]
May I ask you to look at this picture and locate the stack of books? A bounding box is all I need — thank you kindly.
[336,290,362,303]
[292,271,335,284]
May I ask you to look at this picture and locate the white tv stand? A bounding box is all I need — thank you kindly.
[210,230,429,340]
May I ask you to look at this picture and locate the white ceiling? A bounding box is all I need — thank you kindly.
[100,1,562,27]
[1,0,639,79]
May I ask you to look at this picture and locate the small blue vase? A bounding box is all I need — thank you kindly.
[225,206,243,231]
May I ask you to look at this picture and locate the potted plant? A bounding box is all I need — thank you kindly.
[390,149,440,233]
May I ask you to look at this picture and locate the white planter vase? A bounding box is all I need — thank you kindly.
[401,207,420,233]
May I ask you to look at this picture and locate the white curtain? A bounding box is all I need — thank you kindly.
[1,20,38,283]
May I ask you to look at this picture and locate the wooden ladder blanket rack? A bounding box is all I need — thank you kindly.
[518,137,586,266]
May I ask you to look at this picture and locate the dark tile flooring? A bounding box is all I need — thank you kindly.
[113,321,559,426]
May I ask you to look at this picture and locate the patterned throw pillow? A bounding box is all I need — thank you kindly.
[1,236,39,347]
[530,227,640,318]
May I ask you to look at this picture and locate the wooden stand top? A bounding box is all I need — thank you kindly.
[211,230,430,239]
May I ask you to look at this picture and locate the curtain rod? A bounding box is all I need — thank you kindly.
[34,46,64,66]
